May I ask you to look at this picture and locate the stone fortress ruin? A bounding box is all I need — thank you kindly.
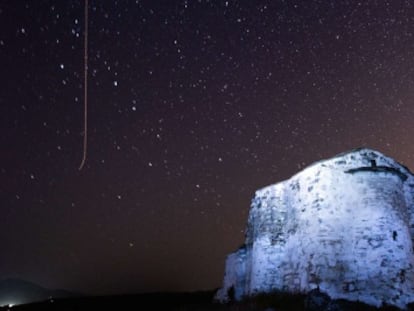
[216,148,414,308]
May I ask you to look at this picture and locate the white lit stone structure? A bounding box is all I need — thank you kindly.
[216,148,414,308]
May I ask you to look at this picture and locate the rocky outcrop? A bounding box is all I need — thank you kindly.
[216,148,414,309]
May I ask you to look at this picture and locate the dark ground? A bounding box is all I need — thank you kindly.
[1,290,412,311]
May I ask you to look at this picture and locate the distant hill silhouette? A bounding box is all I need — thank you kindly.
[0,278,78,307]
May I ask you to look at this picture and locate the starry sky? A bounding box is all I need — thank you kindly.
[1,0,414,296]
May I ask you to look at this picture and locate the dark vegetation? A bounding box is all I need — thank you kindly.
[2,289,414,311]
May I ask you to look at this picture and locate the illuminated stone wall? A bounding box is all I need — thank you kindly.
[216,148,414,308]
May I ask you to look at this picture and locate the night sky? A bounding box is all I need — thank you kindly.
[1,0,414,296]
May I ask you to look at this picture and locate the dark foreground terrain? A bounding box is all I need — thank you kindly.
[1,289,412,311]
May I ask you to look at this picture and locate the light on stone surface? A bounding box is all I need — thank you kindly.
[216,148,414,309]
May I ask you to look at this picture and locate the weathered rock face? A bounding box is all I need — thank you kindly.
[216,148,414,309]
